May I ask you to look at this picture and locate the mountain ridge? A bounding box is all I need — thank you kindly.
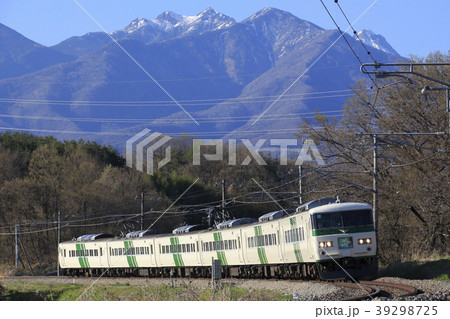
[0,7,403,151]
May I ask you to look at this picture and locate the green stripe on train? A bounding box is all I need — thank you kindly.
[290,217,303,262]
[76,243,90,268]
[312,226,374,236]
[254,226,268,264]
[213,232,228,266]
[124,241,138,268]
[170,237,184,267]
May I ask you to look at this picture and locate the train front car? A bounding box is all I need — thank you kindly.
[308,202,377,280]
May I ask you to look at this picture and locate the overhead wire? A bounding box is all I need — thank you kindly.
[334,0,377,64]
[319,0,379,89]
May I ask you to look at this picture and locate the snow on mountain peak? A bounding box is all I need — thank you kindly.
[124,18,151,33]
[156,11,184,25]
[123,8,235,36]
[355,29,398,55]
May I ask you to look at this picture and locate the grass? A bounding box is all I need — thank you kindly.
[379,256,450,281]
[434,274,449,282]
[0,281,291,301]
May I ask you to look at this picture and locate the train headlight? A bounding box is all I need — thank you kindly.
[319,241,333,248]
[358,238,372,245]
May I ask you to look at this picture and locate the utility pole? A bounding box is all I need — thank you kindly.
[57,211,61,276]
[140,192,145,230]
[221,179,226,221]
[15,224,19,268]
[298,165,304,205]
[372,135,379,245]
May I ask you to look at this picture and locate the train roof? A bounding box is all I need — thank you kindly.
[59,197,371,244]
[308,202,372,214]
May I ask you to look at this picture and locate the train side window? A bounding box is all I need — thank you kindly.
[196,241,199,252]
[162,246,166,254]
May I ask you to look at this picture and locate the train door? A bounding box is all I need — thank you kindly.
[237,234,244,264]
[279,226,287,261]
[99,245,104,267]
[242,230,249,264]
[59,246,66,267]
[155,240,162,267]
[305,218,316,261]
[276,223,284,262]
[196,237,202,265]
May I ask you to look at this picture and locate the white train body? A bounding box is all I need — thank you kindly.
[58,199,377,280]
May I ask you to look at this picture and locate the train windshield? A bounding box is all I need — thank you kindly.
[312,209,373,230]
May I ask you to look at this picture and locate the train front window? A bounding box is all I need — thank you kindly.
[342,210,373,227]
[313,212,343,229]
[312,210,373,229]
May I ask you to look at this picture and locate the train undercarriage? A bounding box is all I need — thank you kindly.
[63,257,377,281]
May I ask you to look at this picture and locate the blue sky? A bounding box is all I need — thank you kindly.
[0,0,448,57]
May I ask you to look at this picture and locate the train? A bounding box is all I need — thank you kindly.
[58,197,378,280]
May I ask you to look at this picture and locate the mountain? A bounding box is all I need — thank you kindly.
[0,8,403,150]
[0,23,76,79]
[53,8,236,57]
[354,29,399,55]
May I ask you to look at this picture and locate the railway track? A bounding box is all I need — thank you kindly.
[3,275,420,301]
[335,280,418,301]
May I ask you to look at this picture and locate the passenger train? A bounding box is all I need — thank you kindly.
[58,197,377,280]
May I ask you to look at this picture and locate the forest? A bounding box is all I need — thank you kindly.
[0,52,448,273]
